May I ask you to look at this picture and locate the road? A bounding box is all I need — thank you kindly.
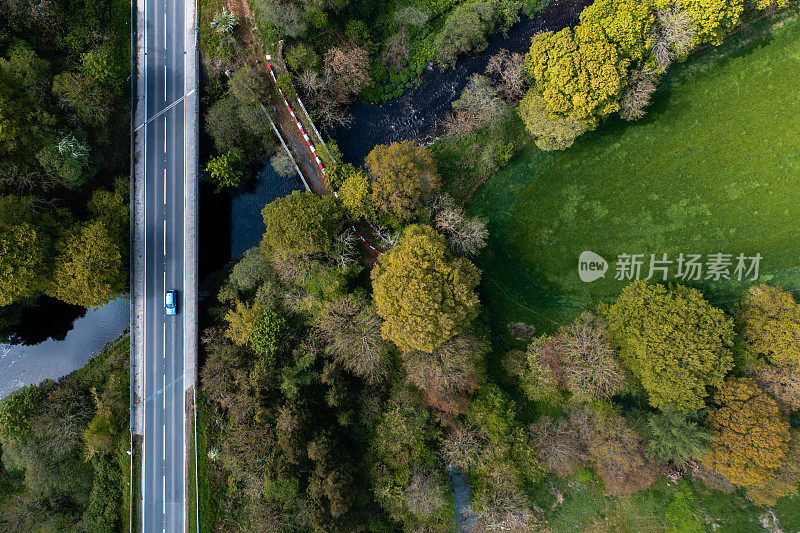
[133,0,197,528]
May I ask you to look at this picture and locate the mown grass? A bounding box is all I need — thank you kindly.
[468,11,800,332]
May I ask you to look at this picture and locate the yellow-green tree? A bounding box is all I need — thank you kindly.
[682,0,744,46]
[525,27,629,127]
[701,378,791,489]
[578,0,655,63]
[260,190,342,257]
[0,222,47,305]
[518,91,588,151]
[50,220,125,308]
[371,225,480,353]
[740,285,800,367]
[338,168,375,222]
[224,299,263,346]
[604,281,734,410]
[365,140,441,222]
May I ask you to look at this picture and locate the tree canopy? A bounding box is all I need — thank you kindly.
[371,225,480,353]
[740,285,800,367]
[701,378,791,489]
[260,191,343,257]
[365,141,441,222]
[604,281,734,411]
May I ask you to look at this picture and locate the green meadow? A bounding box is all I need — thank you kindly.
[468,12,800,332]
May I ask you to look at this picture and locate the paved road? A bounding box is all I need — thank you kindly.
[134,0,197,528]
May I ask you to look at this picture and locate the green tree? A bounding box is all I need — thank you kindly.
[604,281,735,411]
[435,0,519,68]
[371,225,480,353]
[739,285,800,367]
[0,385,42,441]
[50,220,125,308]
[338,168,375,222]
[645,406,711,465]
[525,26,629,128]
[52,72,113,127]
[206,148,246,192]
[80,43,126,92]
[701,378,791,488]
[365,140,441,222]
[0,223,48,306]
[249,309,287,357]
[260,191,343,257]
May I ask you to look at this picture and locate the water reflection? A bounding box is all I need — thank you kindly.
[0,296,129,399]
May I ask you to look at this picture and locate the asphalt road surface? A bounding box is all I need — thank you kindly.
[138,0,190,528]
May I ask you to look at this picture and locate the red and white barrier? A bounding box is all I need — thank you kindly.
[267,61,380,255]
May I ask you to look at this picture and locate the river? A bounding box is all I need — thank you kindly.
[0,297,129,399]
[332,0,591,165]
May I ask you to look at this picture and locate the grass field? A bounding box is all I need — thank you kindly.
[468,11,800,332]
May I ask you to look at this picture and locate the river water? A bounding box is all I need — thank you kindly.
[0,297,129,399]
[332,0,591,165]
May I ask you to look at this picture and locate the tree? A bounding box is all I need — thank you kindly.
[285,43,321,72]
[749,361,800,412]
[270,150,295,178]
[50,220,125,308]
[604,281,735,411]
[80,43,126,92]
[682,0,743,46]
[701,378,791,488]
[525,27,629,128]
[402,331,487,417]
[744,431,800,506]
[322,45,370,104]
[253,0,306,37]
[205,94,274,156]
[740,285,800,367]
[528,415,586,476]
[645,406,711,465]
[0,385,42,441]
[435,0,519,69]
[260,191,343,257]
[250,310,287,357]
[206,148,245,192]
[365,140,441,222]
[372,225,480,353]
[577,0,655,63]
[485,50,528,101]
[518,91,588,151]
[338,168,376,222]
[433,202,488,257]
[315,296,390,384]
[0,223,48,306]
[228,67,269,106]
[224,299,264,346]
[444,74,504,135]
[650,7,696,71]
[382,30,409,72]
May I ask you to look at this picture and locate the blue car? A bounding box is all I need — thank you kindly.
[164,290,178,316]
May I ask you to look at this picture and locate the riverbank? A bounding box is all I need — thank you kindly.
[0,297,130,399]
[331,0,591,165]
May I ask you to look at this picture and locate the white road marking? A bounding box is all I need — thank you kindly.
[163,220,166,256]
[164,116,167,151]
[164,12,167,51]
[162,422,165,459]
[163,168,167,203]
[163,323,166,359]
[164,64,167,101]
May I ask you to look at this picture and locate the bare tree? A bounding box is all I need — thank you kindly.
[270,150,296,178]
[403,467,448,518]
[441,424,486,470]
[650,7,696,71]
[507,322,535,340]
[528,416,586,477]
[329,229,358,271]
[485,50,528,101]
[434,206,489,257]
[619,68,659,121]
[444,74,505,135]
[315,296,390,384]
[558,312,627,400]
[383,29,410,72]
